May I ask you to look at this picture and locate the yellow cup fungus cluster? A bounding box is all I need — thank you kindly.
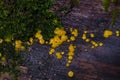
[82,30,104,49]
[35,30,45,44]
[66,44,76,67]
[49,28,68,48]
[55,52,63,59]
[15,40,24,51]
[103,30,113,38]
[70,28,78,37]
[27,37,34,45]
[91,41,103,48]
[90,33,95,38]
[115,30,120,37]
[82,30,89,40]
[47,28,78,69]
[49,48,55,55]
[1,26,120,78]
[70,28,78,41]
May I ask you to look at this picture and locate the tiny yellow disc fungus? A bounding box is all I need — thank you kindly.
[67,39,70,42]
[116,30,119,34]
[90,33,95,38]
[39,39,45,44]
[29,37,33,43]
[61,52,65,55]
[70,36,75,41]
[68,60,72,63]
[115,31,120,37]
[56,52,62,59]
[91,46,95,49]
[99,42,103,46]
[68,52,74,56]
[49,48,55,55]
[91,41,95,44]
[94,43,98,47]
[85,38,90,42]
[68,56,73,60]
[71,29,78,37]
[84,30,88,33]
[66,63,70,67]
[68,71,74,77]
[116,34,119,37]
[103,30,113,38]
[45,41,48,44]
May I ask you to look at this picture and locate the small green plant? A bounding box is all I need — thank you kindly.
[102,0,120,27]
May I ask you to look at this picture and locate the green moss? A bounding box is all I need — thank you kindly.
[0,0,62,41]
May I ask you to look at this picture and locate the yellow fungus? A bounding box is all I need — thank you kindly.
[68,71,74,77]
[49,34,66,48]
[49,48,55,55]
[116,30,119,34]
[115,31,120,37]
[103,30,113,38]
[70,36,75,41]
[61,52,65,55]
[99,42,103,46]
[45,41,48,44]
[68,56,73,60]
[39,39,45,44]
[27,41,31,45]
[66,63,70,67]
[84,30,88,33]
[15,40,24,51]
[91,46,95,48]
[85,38,90,42]
[54,28,66,36]
[68,44,75,52]
[68,52,74,56]
[71,29,78,37]
[116,34,119,37]
[82,34,87,40]
[74,46,76,48]
[29,37,33,43]
[68,60,72,63]
[61,35,68,41]
[35,30,43,39]
[94,43,98,47]
[67,39,70,42]
[91,41,96,45]
[90,33,94,38]
[56,52,62,59]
